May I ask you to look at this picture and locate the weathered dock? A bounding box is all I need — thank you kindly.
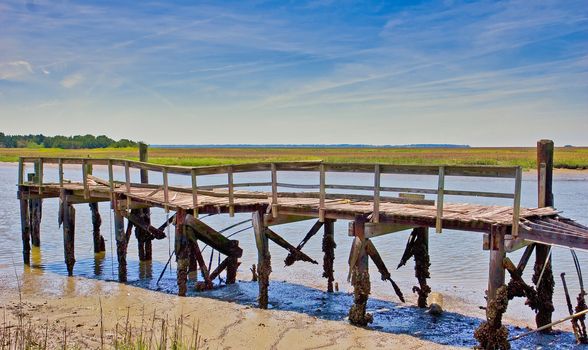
[16,140,588,348]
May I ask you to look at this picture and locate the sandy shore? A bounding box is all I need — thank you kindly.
[0,269,469,350]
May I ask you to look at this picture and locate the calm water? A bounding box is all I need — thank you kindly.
[1,162,587,348]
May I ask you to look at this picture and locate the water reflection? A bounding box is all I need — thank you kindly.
[138,260,153,280]
[94,251,106,276]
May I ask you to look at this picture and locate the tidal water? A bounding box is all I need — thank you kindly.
[1,162,587,349]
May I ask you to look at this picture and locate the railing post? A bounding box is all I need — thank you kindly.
[82,159,89,199]
[124,161,131,208]
[18,157,24,185]
[163,167,169,213]
[373,164,381,223]
[58,158,64,188]
[511,166,522,238]
[271,163,278,218]
[436,166,445,233]
[228,166,234,217]
[108,159,114,209]
[191,169,198,216]
[37,158,43,195]
[319,163,326,222]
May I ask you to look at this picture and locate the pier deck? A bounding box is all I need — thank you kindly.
[15,139,588,348]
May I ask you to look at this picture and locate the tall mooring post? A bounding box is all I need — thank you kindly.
[30,160,43,247]
[534,139,555,331]
[348,215,373,326]
[253,210,271,309]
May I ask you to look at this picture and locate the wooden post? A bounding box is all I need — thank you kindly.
[58,158,63,188]
[82,159,89,199]
[175,209,189,296]
[373,165,380,223]
[18,158,24,185]
[226,240,240,284]
[253,210,271,309]
[436,166,445,233]
[348,215,372,326]
[61,190,76,276]
[29,161,43,247]
[19,194,31,265]
[487,226,506,302]
[228,166,234,217]
[512,166,522,238]
[322,219,336,292]
[89,203,105,253]
[534,139,555,331]
[271,163,278,218]
[319,163,326,222]
[114,200,127,282]
[137,143,152,261]
[191,169,198,216]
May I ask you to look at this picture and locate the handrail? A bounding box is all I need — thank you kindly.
[17,156,523,233]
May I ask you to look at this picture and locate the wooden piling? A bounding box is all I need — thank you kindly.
[89,203,106,253]
[534,139,555,331]
[30,162,43,247]
[226,240,240,284]
[19,194,31,265]
[413,227,431,308]
[348,215,373,326]
[322,219,336,292]
[61,190,76,276]
[175,209,189,296]
[114,202,127,282]
[253,210,271,309]
[474,225,509,349]
[488,226,506,302]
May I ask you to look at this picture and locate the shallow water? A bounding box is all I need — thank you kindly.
[1,162,587,348]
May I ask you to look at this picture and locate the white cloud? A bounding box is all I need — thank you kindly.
[60,73,84,88]
[0,60,34,80]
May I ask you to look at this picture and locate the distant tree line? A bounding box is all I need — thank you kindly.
[0,132,138,149]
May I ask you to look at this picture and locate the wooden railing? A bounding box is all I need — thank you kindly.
[18,157,523,235]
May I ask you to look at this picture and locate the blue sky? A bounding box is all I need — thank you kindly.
[0,0,587,146]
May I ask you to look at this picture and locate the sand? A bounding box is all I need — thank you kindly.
[0,269,465,350]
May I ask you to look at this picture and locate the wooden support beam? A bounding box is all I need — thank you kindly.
[348,215,372,326]
[264,213,313,226]
[410,227,431,308]
[365,239,405,302]
[61,189,76,276]
[363,222,414,239]
[58,158,64,188]
[264,228,317,265]
[535,139,555,331]
[253,210,271,309]
[175,209,189,296]
[114,203,127,282]
[184,214,243,258]
[516,244,535,275]
[191,240,212,289]
[209,257,230,282]
[18,158,24,186]
[322,219,336,292]
[284,220,324,266]
[124,212,166,240]
[512,166,522,237]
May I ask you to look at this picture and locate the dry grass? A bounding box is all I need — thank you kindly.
[1,146,587,169]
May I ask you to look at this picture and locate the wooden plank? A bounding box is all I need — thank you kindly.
[436,166,445,233]
[373,164,381,223]
[265,228,317,264]
[512,166,522,237]
[277,191,434,206]
[184,214,243,257]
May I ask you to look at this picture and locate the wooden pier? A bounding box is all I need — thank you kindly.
[16,140,588,349]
